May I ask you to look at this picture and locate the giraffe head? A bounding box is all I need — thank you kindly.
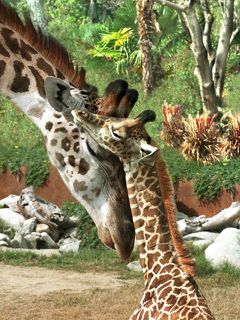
[71,109,158,169]
[43,77,140,259]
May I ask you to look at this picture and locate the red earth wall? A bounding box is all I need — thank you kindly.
[0,166,239,217]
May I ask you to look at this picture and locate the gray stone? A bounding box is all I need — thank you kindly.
[190,239,213,248]
[59,237,80,253]
[205,228,240,268]
[20,217,37,236]
[0,208,25,231]
[177,212,189,221]
[41,232,59,249]
[24,232,42,249]
[0,194,20,212]
[36,223,50,234]
[0,247,60,257]
[0,233,10,244]
[127,260,142,273]
[0,240,9,247]
[183,231,219,242]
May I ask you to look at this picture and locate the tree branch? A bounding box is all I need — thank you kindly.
[213,0,234,100]
[199,0,215,66]
[155,0,187,12]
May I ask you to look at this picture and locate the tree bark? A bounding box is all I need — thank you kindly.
[27,0,48,34]
[156,0,237,116]
[212,0,234,104]
[88,0,98,23]
[136,0,155,96]
[184,4,218,115]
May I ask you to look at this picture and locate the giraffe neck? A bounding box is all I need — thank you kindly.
[126,163,215,319]
[125,163,177,276]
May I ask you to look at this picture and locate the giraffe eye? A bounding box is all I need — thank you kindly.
[110,126,124,141]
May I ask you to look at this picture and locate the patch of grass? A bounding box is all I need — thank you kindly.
[0,219,15,239]
[0,248,138,277]
[0,98,49,187]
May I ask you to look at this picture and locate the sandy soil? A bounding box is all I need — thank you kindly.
[0,263,239,320]
[0,263,125,296]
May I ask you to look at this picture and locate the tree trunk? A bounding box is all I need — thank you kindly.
[88,0,98,23]
[156,0,237,116]
[212,0,234,104]
[27,0,48,34]
[185,6,219,115]
[136,0,155,96]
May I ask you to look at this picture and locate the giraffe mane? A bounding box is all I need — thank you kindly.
[0,1,87,89]
[151,140,197,277]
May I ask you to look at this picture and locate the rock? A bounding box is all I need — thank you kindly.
[190,239,213,248]
[20,217,37,236]
[24,232,42,249]
[41,232,59,249]
[183,231,219,242]
[202,202,240,231]
[0,233,10,244]
[0,247,60,257]
[11,232,26,248]
[0,240,9,247]
[59,237,80,253]
[177,212,189,221]
[205,228,240,268]
[63,227,78,238]
[0,194,20,212]
[36,223,50,234]
[0,208,25,231]
[127,260,142,273]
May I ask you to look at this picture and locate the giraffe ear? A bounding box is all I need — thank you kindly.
[139,141,158,167]
[44,76,84,113]
[44,77,71,112]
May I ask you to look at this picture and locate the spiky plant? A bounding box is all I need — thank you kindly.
[221,115,240,158]
[160,102,185,148]
[182,113,222,164]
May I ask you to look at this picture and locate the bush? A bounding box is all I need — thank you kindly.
[61,202,101,249]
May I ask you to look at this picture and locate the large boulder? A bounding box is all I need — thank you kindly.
[0,208,25,231]
[205,228,240,268]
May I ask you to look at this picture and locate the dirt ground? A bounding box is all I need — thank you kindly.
[0,263,239,320]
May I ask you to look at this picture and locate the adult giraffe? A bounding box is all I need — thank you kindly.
[0,1,136,259]
[71,109,215,320]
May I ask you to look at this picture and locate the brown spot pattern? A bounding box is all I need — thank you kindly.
[55,152,65,167]
[78,158,90,175]
[61,137,71,151]
[37,57,54,76]
[56,69,65,79]
[73,142,80,153]
[20,40,37,61]
[0,60,6,77]
[55,127,67,133]
[2,28,19,53]
[68,155,75,167]
[45,122,53,131]
[0,42,10,57]
[73,180,88,192]
[50,139,57,146]
[11,60,30,92]
[29,66,45,97]
[54,113,62,119]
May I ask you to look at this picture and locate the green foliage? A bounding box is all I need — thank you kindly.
[61,202,101,249]
[0,98,49,187]
[0,219,15,239]
[194,159,240,201]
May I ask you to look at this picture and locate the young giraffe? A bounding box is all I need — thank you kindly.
[71,109,216,320]
[0,1,136,259]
